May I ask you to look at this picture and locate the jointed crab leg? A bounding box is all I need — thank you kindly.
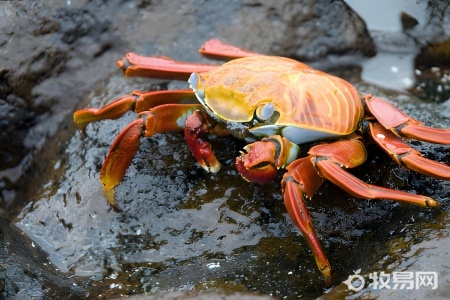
[366,96,450,144]
[318,160,441,207]
[282,138,443,284]
[282,157,330,286]
[311,140,441,207]
[235,135,330,284]
[198,39,261,59]
[370,122,450,180]
[117,53,218,80]
[116,39,260,80]
[100,103,202,209]
[245,137,442,285]
[75,39,261,128]
[74,90,196,129]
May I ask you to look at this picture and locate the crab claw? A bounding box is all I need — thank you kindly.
[235,141,279,185]
[184,110,221,173]
[235,136,300,185]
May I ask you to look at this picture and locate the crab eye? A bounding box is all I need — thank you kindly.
[188,72,197,88]
[255,103,275,121]
[188,72,205,100]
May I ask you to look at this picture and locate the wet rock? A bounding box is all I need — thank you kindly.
[122,290,276,300]
[411,1,450,103]
[14,75,450,299]
[0,0,118,213]
[321,208,450,299]
[0,0,374,216]
[4,0,450,299]
[0,217,86,299]
[220,0,376,60]
[0,258,43,300]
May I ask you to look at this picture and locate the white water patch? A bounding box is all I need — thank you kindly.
[344,0,427,32]
[344,0,428,91]
[358,53,416,90]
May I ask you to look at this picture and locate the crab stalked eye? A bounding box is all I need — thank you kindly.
[188,72,205,101]
[255,103,275,121]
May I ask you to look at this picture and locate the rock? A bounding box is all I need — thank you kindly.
[4,0,449,299]
[0,0,374,215]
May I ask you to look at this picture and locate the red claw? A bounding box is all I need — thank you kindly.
[235,140,279,185]
[235,155,278,185]
[184,110,221,173]
[235,136,300,185]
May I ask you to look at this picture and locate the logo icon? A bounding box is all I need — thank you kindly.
[343,269,365,292]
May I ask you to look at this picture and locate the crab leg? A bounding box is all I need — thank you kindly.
[198,39,261,59]
[281,138,441,286]
[311,139,441,207]
[100,103,202,209]
[370,122,450,180]
[234,135,331,284]
[117,53,218,80]
[365,95,450,144]
[282,157,330,286]
[74,90,196,130]
[117,39,260,80]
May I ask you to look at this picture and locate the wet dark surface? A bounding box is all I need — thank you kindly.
[1,1,449,299]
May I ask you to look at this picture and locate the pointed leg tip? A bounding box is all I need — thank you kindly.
[209,163,221,173]
[116,55,130,72]
[73,111,90,130]
[321,266,332,287]
[74,121,88,131]
[426,197,443,208]
[104,187,121,212]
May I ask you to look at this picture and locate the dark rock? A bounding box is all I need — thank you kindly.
[2,0,449,299]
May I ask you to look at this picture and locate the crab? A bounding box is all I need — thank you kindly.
[73,39,450,286]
